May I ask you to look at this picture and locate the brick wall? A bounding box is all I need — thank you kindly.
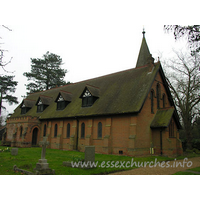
[4,71,182,156]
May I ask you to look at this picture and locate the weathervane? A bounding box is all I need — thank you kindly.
[142,27,145,37]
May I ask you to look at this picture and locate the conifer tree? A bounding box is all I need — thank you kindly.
[0,75,18,116]
[24,51,68,93]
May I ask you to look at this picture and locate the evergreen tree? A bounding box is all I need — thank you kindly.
[24,51,68,93]
[0,75,18,116]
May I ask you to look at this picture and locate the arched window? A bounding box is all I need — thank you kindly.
[98,122,102,138]
[20,126,23,138]
[54,124,58,137]
[156,84,160,109]
[162,94,166,108]
[43,124,47,137]
[67,123,70,138]
[81,123,85,139]
[150,90,154,113]
[169,120,175,138]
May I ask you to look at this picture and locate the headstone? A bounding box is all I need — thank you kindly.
[34,137,54,173]
[39,137,49,160]
[11,148,18,156]
[84,146,95,163]
[63,146,96,169]
[35,137,49,170]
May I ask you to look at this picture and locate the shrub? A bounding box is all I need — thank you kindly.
[192,139,200,150]
[192,148,200,154]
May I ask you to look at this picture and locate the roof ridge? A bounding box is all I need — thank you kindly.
[59,90,72,94]
[66,66,149,86]
[85,84,100,89]
[28,66,150,95]
[24,99,36,102]
[39,95,53,99]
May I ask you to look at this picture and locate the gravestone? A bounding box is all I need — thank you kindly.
[84,146,95,163]
[34,137,55,174]
[63,146,96,168]
[11,148,18,156]
[35,137,49,170]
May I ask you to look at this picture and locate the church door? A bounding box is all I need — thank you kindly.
[32,128,38,146]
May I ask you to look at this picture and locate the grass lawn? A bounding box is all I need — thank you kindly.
[0,145,199,175]
[0,145,174,175]
[173,167,200,175]
[188,166,200,172]
[173,171,199,175]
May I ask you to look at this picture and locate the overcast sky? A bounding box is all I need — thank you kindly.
[1,0,198,195]
[0,0,196,115]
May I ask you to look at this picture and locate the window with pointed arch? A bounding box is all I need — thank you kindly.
[43,124,47,137]
[169,120,175,138]
[81,123,85,139]
[67,123,70,138]
[150,90,154,113]
[162,93,166,108]
[54,124,58,138]
[156,84,160,109]
[20,126,23,138]
[98,122,102,138]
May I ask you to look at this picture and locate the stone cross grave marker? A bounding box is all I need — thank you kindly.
[35,137,50,171]
[39,137,49,159]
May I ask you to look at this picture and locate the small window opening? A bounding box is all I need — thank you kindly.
[119,150,123,155]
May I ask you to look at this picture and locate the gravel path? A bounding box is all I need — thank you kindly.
[110,157,200,175]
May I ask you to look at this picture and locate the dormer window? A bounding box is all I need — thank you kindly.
[21,103,30,114]
[20,99,35,114]
[80,85,99,107]
[57,95,67,110]
[55,91,72,110]
[37,100,47,113]
[36,96,52,113]
[82,90,94,107]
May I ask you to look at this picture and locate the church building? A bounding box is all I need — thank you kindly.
[2,32,183,156]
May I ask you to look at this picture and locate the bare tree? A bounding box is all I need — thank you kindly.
[164,50,200,150]
[164,25,200,54]
[0,25,13,72]
[0,25,18,115]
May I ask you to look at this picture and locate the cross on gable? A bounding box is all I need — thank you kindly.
[39,137,50,159]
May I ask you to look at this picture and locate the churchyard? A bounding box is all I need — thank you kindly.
[0,144,200,175]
